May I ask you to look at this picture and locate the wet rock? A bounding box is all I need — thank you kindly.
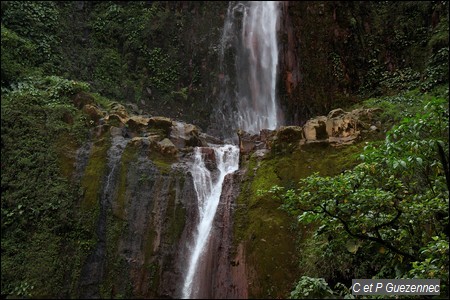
[170,121,203,149]
[158,138,178,156]
[194,171,247,299]
[109,126,123,137]
[198,132,223,146]
[148,116,173,136]
[126,115,150,136]
[237,130,259,155]
[200,147,217,171]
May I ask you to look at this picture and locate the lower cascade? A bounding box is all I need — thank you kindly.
[182,144,240,298]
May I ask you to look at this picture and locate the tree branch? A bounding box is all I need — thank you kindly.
[318,204,417,261]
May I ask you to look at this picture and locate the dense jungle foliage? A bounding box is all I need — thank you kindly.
[1,1,449,299]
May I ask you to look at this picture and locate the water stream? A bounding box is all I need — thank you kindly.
[215,1,281,139]
[182,1,280,298]
[182,145,240,298]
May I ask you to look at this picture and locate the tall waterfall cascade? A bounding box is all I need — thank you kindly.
[182,145,240,298]
[183,1,281,298]
[216,1,282,139]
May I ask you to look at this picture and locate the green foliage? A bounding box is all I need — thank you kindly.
[358,88,449,131]
[265,96,449,296]
[420,47,449,92]
[2,1,61,73]
[148,47,181,92]
[290,276,335,299]
[1,25,40,86]
[408,235,449,293]
[356,1,449,97]
[1,76,94,297]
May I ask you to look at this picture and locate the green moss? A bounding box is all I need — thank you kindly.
[234,154,299,298]
[166,178,186,244]
[55,133,80,180]
[148,150,176,174]
[100,213,129,299]
[115,143,138,220]
[234,141,368,298]
[80,135,110,211]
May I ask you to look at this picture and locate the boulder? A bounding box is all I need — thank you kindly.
[274,126,303,144]
[325,111,357,138]
[327,108,346,119]
[130,136,152,148]
[170,121,203,149]
[106,114,126,128]
[303,116,328,140]
[110,103,129,119]
[148,116,173,136]
[158,138,178,156]
[126,115,149,133]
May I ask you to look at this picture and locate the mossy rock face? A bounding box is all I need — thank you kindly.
[148,117,173,137]
[271,126,304,153]
[234,140,368,298]
[80,135,110,212]
[55,133,80,180]
[126,116,149,134]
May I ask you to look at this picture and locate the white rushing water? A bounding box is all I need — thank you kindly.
[218,1,281,135]
[181,1,280,297]
[182,145,240,299]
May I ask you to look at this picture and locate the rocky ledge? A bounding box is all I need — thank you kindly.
[238,107,383,155]
[73,92,224,160]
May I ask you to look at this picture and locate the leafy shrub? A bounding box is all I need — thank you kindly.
[290,276,335,299]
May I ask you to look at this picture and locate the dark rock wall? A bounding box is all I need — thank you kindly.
[193,171,248,299]
[278,1,447,125]
[75,132,199,298]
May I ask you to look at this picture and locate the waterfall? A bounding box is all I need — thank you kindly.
[182,1,280,298]
[215,1,281,139]
[182,145,240,299]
